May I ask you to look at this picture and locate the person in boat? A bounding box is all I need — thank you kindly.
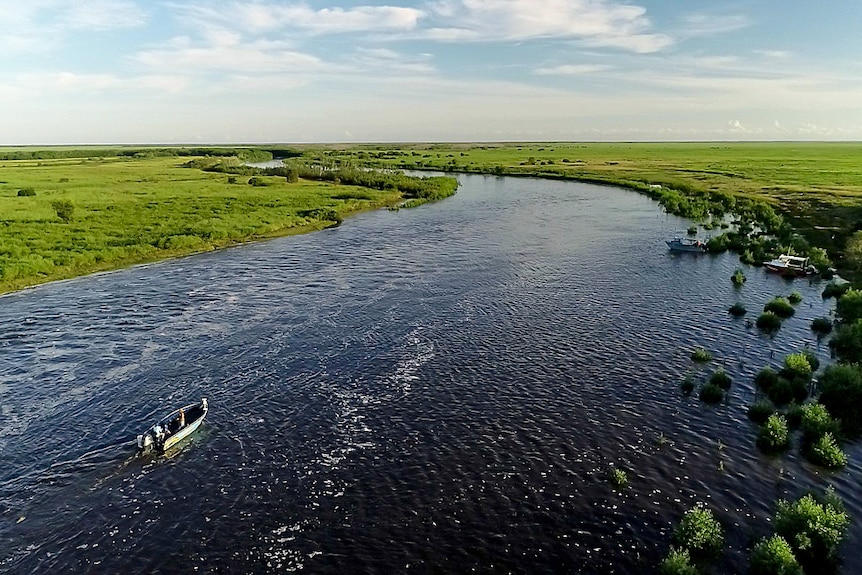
[178,408,185,430]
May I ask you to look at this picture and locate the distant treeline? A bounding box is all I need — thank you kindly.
[0,147,279,163]
[196,160,459,203]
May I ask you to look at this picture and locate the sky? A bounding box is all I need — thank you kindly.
[1,0,861,144]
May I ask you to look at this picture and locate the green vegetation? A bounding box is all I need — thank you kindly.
[691,348,712,362]
[672,505,724,562]
[731,269,746,286]
[749,535,803,575]
[782,353,813,382]
[0,150,456,293]
[788,291,803,304]
[800,403,838,437]
[699,384,724,404]
[728,302,747,316]
[609,467,628,489]
[302,142,862,280]
[658,548,699,575]
[811,317,833,336]
[709,369,732,390]
[17,187,35,197]
[818,364,862,436]
[748,401,774,424]
[774,488,849,572]
[836,288,862,324]
[822,281,851,300]
[764,297,796,318]
[757,312,783,332]
[755,367,780,392]
[829,321,862,363]
[807,432,848,469]
[757,414,790,452]
[50,199,75,223]
[681,374,695,395]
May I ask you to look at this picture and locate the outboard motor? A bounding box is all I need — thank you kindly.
[137,432,153,450]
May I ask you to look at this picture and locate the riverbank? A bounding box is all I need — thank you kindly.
[0,154,422,294]
[290,142,862,280]
[3,142,860,293]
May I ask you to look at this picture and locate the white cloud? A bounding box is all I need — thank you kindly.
[676,12,749,37]
[423,0,673,53]
[134,36,324,74]
[173,2,423,35]
[0,0,146,53]
[534,64,612,76]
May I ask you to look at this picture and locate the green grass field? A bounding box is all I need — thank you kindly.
[3,142,861,293]
[0,155,402,294]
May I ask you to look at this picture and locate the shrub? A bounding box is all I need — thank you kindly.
[51,199,74,222]
[828,319,862,364]
[764,297,795,318]
[17,187,36,196]
[836,288,862,324]
[247,176,270,186]
[818,363,862,435]
[788,291,803,304]
[709,369,732,390]
[699,384,724,404]
[731,269,746,286]
[748,401,774,424]
[227,176,237,184]
[822,281,850,300]
[801,349,819,372]
[755,367,779,392]
[785,403,804,429]
[757,312,782,331]
[758,414,789,451]
[811,317,833,336]
[767,379,794,406]
[691,348,712,362]
[681,375,695,395]
[774,488,849,570]
[800,403,839,439]
[749,535,803,575]
[672,505,724,561]
[728,302,747,316]
[609,467,628,489]
[781,353,812,382]
[658,547,699,575]
[806,432,848,469]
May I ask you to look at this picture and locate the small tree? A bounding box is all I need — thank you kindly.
[758,414,790,452]
[774,488,849,570]
[51,199,74,222]
[672,505,724,561]
[749,535,803,575]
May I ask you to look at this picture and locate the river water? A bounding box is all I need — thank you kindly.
[0,174,857,574]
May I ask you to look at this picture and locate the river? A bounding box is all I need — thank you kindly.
[0,173,857,574]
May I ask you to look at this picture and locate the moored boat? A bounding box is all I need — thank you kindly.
[666,237,707,253]
[137,398,208,453]
[763,254,817,277]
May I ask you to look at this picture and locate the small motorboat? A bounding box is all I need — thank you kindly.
[763,254,817,277]
[666,237,707,253]
[137,398,208,453]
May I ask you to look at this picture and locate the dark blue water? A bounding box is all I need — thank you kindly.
[1,174,857,574]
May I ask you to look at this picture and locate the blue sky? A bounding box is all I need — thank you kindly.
[1,0,861,144]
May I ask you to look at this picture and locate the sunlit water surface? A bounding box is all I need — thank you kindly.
[1,174,857,574]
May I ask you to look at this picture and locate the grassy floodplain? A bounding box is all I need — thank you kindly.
[295,142,862,275]
[4,141,862,294]
[0,151,413,294]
